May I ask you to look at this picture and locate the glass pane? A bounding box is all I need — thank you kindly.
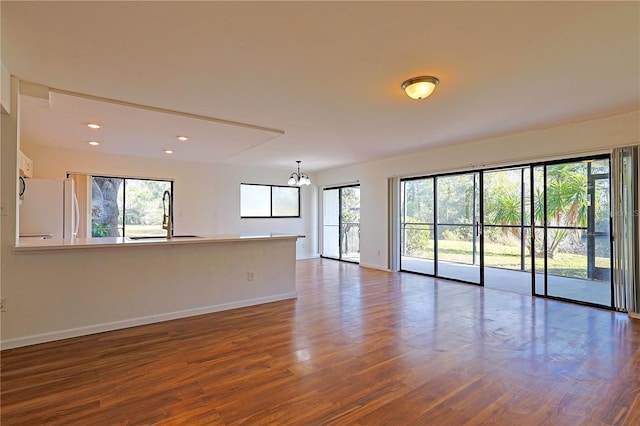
[590,159,609,175]
[532,166,546,295]
[91,177,124,237]
[323,189,339,258]
[437,225,480,282]
[546,230,611,305]
[437,225,476,263]
[483,167,532,295]
[483,227,527,269]
[240,184,270,217]
[401,178,435,274]
[404,179,434,223]
[546,230,588,280]
[124,179,172,237]
[533,227,545,296]
[546,162,588,228]
[437,174,475,225]
[341,187,360,262]
[272,186,299,216]
[436,173,480,283]
[402,224,435,274]
[546,159,611,307]
[594,178,610,233]
[484,169,522,226]
[484,227,533,295]
[533,166,545,227]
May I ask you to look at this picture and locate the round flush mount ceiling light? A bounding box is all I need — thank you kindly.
[177,136,188,141]
[88,141,100,146]
[401,76,439,100]
[87,123,101,129]
[164,149,174,154]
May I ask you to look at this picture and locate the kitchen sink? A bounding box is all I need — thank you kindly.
[127,235,202,240]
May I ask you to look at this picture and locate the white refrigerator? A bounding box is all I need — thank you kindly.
[19,178,79,239]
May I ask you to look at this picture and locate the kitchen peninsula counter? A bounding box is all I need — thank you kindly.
[15,233,301,252]
[6,233,300,349]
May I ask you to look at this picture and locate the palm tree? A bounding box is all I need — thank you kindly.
[487,163,588,259]
[537,164,588,258]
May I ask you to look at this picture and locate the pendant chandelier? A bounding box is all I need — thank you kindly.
[287,160,311,186]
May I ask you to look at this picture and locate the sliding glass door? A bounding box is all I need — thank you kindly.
[400,172,480,284]
[543,159,612,306]
[400,178,435,275]
[322,185,360,263]
[482,167,533,295]
[400,155,613,309]
[436,173,481,284]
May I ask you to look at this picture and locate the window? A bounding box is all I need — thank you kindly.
[240,184,300,218]
[68,173,173,238]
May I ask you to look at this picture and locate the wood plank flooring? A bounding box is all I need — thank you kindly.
[2,258,639,425]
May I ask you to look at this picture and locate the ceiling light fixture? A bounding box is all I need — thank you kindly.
[87,123,101,129]
[88,141,100,146]
[287,160,311,186]
[164,149,174,154]
[177,136,188,141]
[401,76,439,100]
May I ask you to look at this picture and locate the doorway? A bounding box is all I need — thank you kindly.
[322,185,361,263]
[533,158,612,306]
[400,172,480,284]
[482,166,533,295]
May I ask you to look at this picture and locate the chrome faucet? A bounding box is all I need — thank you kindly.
[162,190,173,239]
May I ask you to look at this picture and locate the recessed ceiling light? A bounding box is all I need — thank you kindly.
[164,149,174,154]
[177,136,188,141]
[88,141,100,146]
[87,123,101,129]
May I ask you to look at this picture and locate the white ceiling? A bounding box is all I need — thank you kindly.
[2,1,639,173]
[20,90,284,163]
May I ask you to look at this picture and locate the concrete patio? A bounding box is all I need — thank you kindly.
[401,256,611,307]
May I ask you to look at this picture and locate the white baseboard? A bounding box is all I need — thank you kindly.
[629,311,640,320]
[296,254,320,260]
[0,292,297,350]
[359,262,391,272]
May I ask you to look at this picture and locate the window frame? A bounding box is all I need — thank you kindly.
[67,172,174,237]
[240,183,301,218]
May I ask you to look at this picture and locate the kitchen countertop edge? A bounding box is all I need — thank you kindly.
[14,233,303,252]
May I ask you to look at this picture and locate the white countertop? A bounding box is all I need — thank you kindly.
[15,233,302,252]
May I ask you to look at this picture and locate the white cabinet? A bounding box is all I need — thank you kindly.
[19,151,33,178]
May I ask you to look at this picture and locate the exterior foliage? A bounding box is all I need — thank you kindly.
[402,161,608,263]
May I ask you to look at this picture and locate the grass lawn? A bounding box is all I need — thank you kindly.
[405,239,609,279]
[124,224,166,237]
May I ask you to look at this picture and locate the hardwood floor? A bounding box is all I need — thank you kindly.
[2,258,639,425]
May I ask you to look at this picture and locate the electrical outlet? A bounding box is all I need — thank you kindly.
[0,298,7,312]
[247,272,254,281]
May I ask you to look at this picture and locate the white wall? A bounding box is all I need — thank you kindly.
[0,62,10,114]
[315,111,640,271]
[20,143,318,259]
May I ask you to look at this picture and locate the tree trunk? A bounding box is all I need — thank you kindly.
[93,178,122,237]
